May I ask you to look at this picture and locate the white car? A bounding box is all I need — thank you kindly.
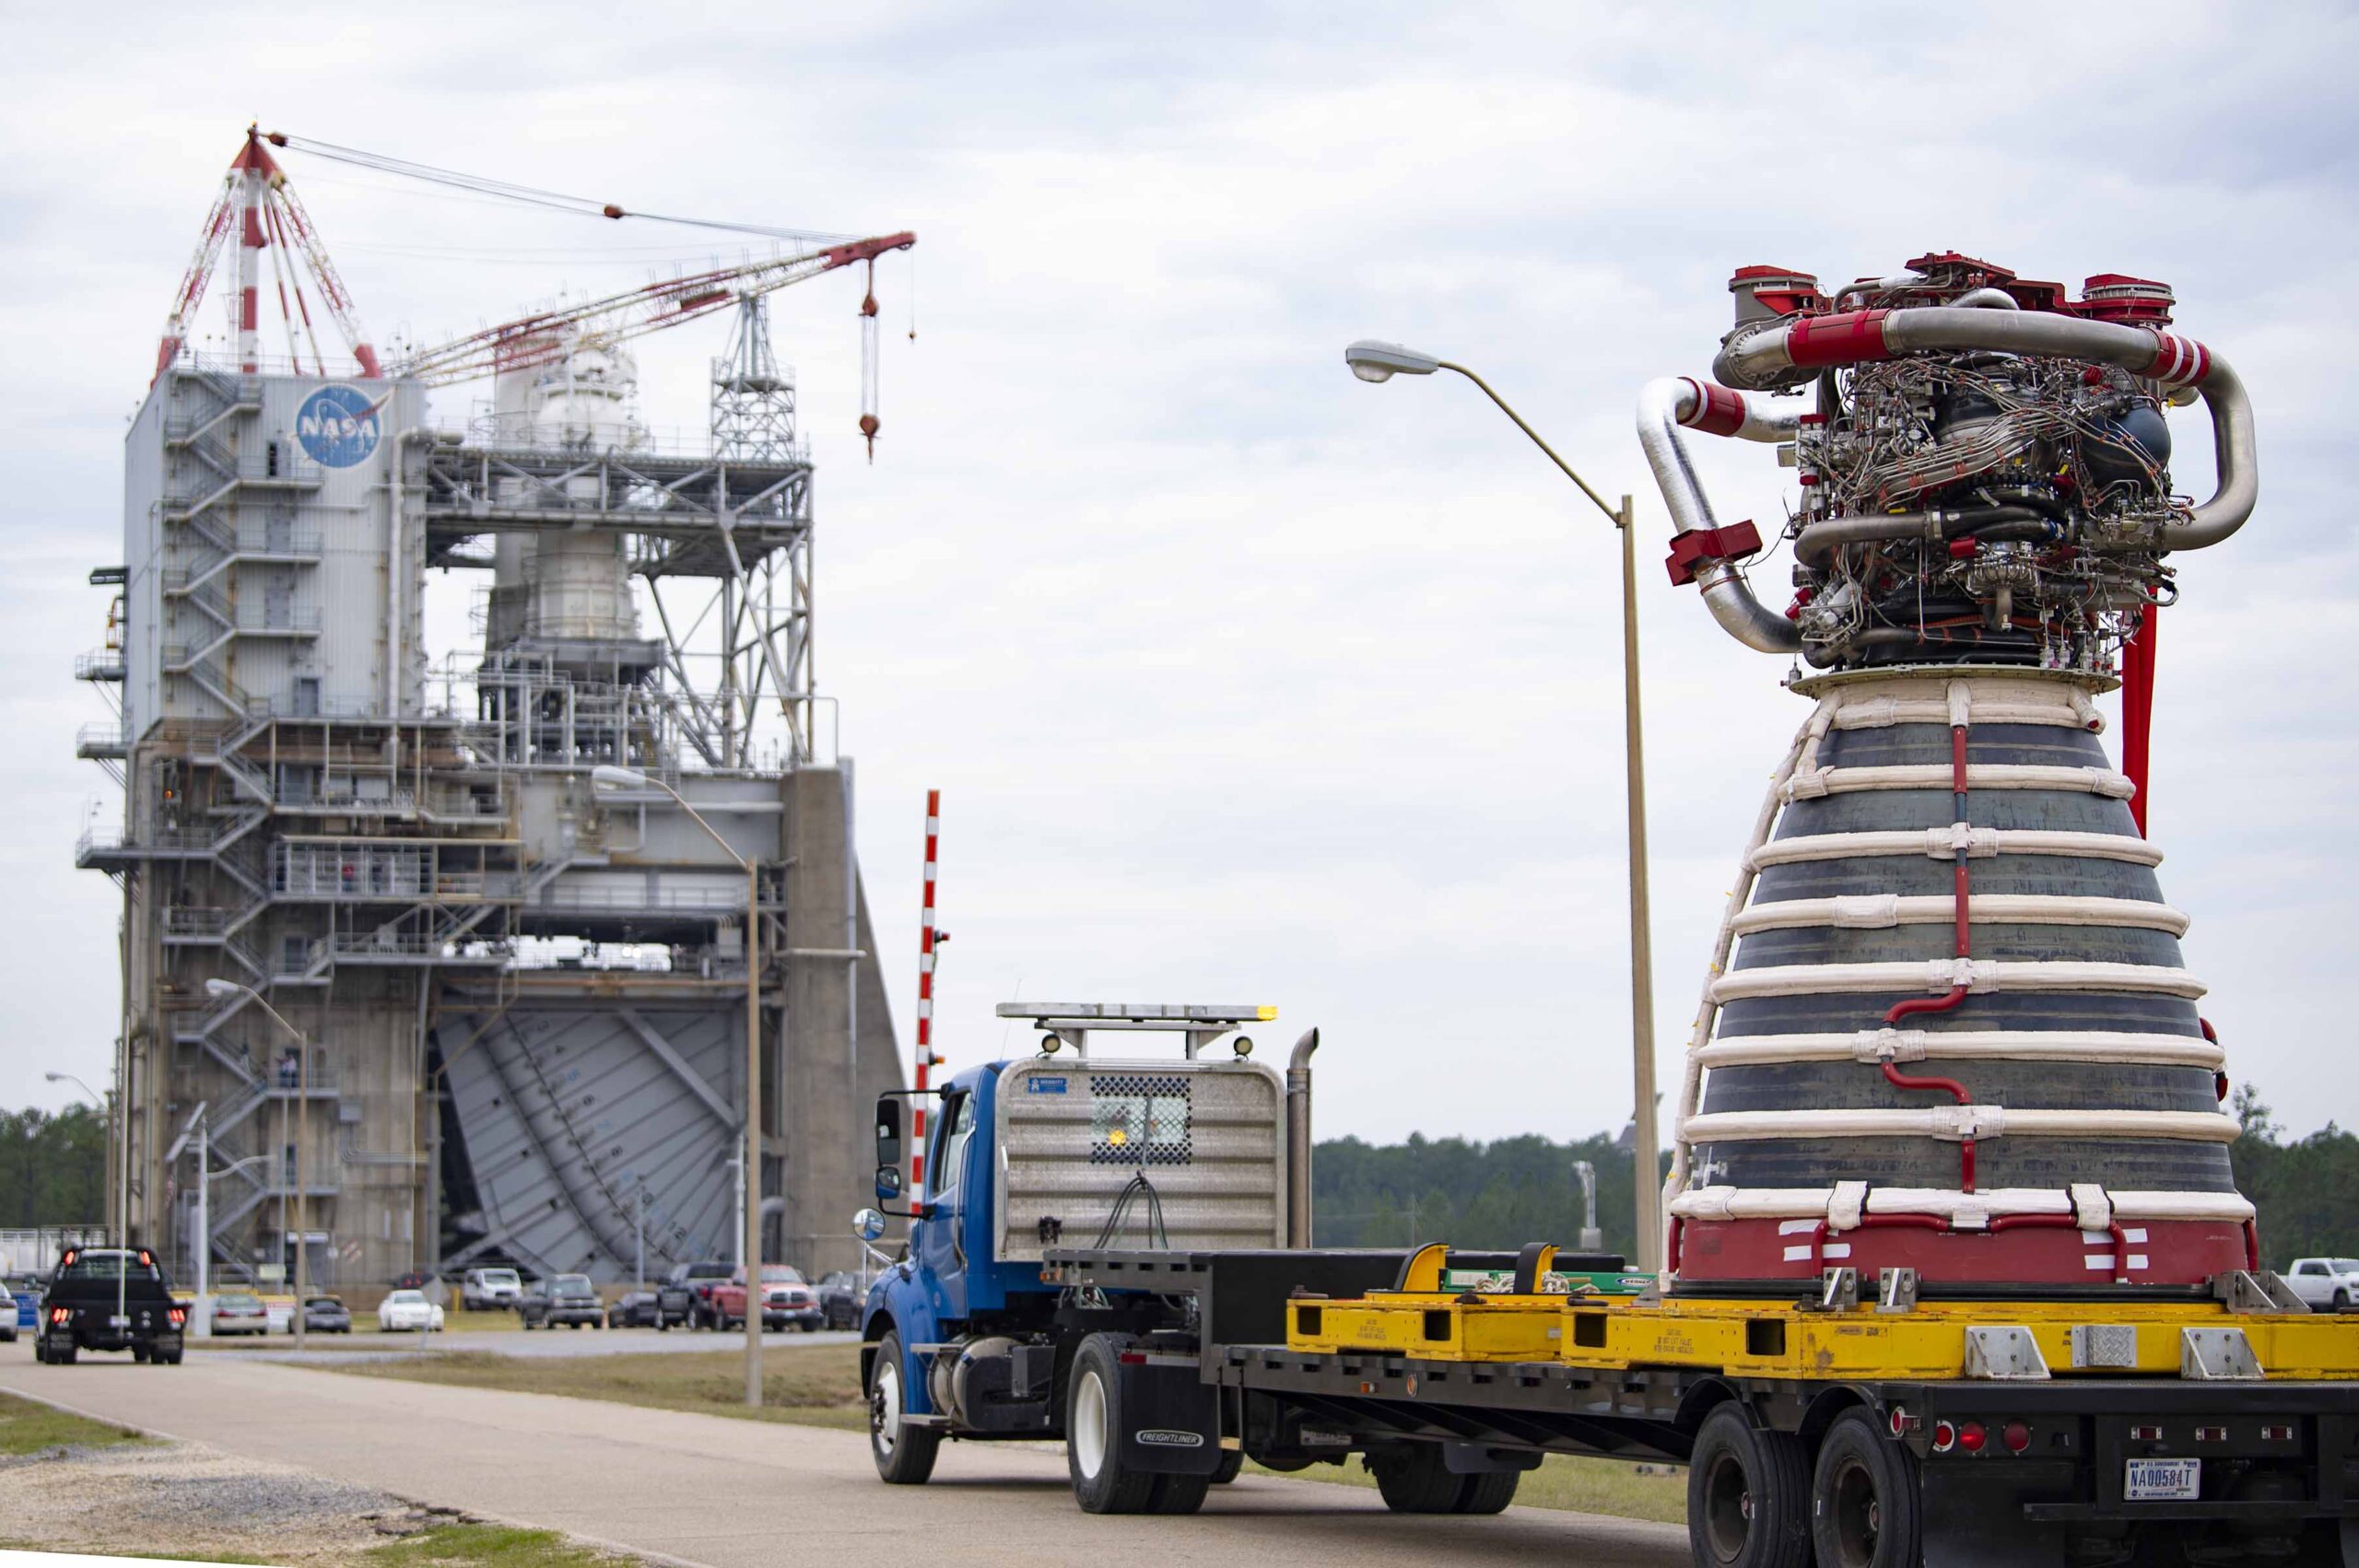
[376,1289,446,1332]
[2285,1258,2359,1312]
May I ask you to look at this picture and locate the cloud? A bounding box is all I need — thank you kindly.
[3,1,2354,1151]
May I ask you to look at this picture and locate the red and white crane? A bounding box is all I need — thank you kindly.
[152,128,913,451]
[154,126,381,381]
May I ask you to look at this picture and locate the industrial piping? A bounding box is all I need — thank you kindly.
[1285,1027,1320,1247]
[1634,377,1802,651]
[1709,306,2257,552]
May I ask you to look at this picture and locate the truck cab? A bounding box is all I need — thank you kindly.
[856,1003,1305,1485]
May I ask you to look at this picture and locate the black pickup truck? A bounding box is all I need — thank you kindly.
[34,1246,186,1364]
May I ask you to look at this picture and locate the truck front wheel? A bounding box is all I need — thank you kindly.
[1809,1410,1920,1568]
[869,1331,940,1484]
[1067,1333,1162,1514]
[1687,1404,1810,1568]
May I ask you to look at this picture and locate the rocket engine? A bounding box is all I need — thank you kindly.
[1644,253,2260,1292]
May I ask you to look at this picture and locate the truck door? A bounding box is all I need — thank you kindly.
[917,1089,978,1322]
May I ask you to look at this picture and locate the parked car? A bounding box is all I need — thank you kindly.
[709,1264,822,1332]
[2286,1257,2359,1311]
[376,1289,445,1332]
[519,1273,605,1329]
[459,1267,523,1311]
[669,1259,735,1328]
[607,1289,668,1328]
[0,1278,29,1342]
[211,1291,270,1336]
[815,1270,864,1330]
[302,1294,352,1334]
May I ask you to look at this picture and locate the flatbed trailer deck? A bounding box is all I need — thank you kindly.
[1033,1246,2359,1567]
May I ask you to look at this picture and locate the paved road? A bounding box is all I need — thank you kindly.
[190,1325,863,1364]
[0,1341,1687,1568]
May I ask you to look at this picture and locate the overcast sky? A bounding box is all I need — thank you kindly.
[5,2,2355,1151]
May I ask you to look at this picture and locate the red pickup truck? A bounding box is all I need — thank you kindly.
[707,1264,823,1332]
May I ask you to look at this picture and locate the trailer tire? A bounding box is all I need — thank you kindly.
[1210,1450,1244,1485]
[1453,1469,1521,1515]
[1809,1410,1920,1568]
[1688,1404,1811,1568]
[868,1330,940,1485]
[1368,1445,1465,1514]
[1067,1333,1160,1514]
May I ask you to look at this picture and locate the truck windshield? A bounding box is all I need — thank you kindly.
[2337,1260,2359,1273]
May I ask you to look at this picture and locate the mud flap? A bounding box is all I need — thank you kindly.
[1921,1463,2068,1568]
[1115,1355,1221,1475]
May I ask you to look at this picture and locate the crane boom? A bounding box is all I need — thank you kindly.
[390,231,917,387]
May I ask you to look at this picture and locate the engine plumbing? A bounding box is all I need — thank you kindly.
[1643,252,2256,673]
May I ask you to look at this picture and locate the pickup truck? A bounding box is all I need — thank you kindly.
[33,1246,185,1364]
[669,1259,735,1328]
[2285,1258,2359,1312]
[854,1003,2359,1568]
[710,1265,822,1332]
[519,1273,606,1328]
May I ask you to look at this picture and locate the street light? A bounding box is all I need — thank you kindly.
[592,764,765,1408]
[206,978,315,1348]
[48,1069,124,1333]
[44,1071,102,1108]
[1344,339,1664,1273]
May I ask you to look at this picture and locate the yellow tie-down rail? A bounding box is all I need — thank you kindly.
[1285,1244,2359,1382]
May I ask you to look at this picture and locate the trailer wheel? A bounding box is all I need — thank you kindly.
[1067,1333,1161,1514]
[1688,1404,1810,1568]
[1367,1445,1464,1514]
[868,1330,940,1484]
[1210,1450,1244,1485]
[1810,1410,1920,1568]
[1453,1469,1521,1515]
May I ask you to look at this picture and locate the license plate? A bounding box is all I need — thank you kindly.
[2125,1458,2201,1501]
[107,1315,130,1328]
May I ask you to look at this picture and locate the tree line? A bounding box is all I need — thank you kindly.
[0,1105,107,1229]
[3,1088,2353,1271]
[1313,1089,2359,1271]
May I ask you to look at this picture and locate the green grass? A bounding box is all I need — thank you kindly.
[364,1522,624,1567]
[331,1344,867,1431]
[0,1390,148,1456]
[1250,1451,1686,1525]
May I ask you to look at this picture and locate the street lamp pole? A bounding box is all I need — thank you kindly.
[1344,341,1663,1271]
[205,981,313,1348]
[594,766,764,1409]
[46,1071,126,1334]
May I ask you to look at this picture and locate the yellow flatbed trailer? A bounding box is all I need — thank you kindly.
[1042,1243,2359,1568]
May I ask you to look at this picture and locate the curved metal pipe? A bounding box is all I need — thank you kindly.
[1712,306,2256,551]
[1793,505,2048,569]
[1951,287,2019,310]
[1636,378,1802,653]
[1285,1028,1320,1247]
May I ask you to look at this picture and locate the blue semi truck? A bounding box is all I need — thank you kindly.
[853,1002,2359,1566]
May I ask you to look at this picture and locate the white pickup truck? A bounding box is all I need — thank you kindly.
[2284,1256,2359,1310]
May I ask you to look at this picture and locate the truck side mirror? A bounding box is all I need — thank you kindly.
[875,1164,904,1202]
[874,1095,904,1171]
[851,1208,887,1244]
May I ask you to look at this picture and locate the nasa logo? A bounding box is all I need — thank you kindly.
[294,383,382,468]
[1027,1076,1069,1095]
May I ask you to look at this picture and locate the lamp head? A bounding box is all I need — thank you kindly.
[205,978,243,999]
[591,765,651,792]
[43,1071,65,1083]
[1344,339,1442,383]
